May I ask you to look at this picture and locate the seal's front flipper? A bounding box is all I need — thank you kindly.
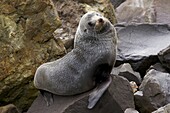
[40,90,54,106]
[88,76,112,109]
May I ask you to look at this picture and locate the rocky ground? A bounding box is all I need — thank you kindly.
[0,0,170,113]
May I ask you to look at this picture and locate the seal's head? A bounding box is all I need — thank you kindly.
[78,11,112,37]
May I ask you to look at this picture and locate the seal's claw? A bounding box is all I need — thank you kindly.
[88,76,112,109]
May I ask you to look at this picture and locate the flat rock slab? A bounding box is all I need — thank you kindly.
[117,24,170,61]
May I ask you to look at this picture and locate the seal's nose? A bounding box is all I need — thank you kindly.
[98,18,104,23]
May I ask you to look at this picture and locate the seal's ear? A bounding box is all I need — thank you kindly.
[88,76,112,109]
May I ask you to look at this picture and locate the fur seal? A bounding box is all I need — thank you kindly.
[34,11,117,109]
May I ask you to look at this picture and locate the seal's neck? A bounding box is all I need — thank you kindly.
[76,29,113,42]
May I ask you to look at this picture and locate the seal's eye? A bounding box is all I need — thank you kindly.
[96,13,102,17]
[84,29,87,32]
[88,22,93,27]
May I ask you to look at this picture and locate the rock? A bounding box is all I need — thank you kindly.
[62,38,74,50]
[109,75,135,111]
[153,0,170,25]
[110,0,126,8]
[158,45,170,72]
[27,75,134,113]
[117,24,170,61]
[124,108,139,113]
[136,69,170,113]
[27,91,123,113]
[149,63,167,73]
[115,0,170,25]
[134,91,156,113]
[111,63,141,85]
[0,104,19,113]
[53,0,117,51]
[152,103,170,113]
[116,24,170,76]
[115,0,156,24]
[0,0,66,112]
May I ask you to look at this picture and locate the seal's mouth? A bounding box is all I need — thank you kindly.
[94,18,107,33]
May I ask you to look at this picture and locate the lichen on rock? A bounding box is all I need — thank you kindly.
[0,0,65,112]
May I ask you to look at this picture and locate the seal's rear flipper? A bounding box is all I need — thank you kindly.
[88,76,112,109]
[40,90,54,106]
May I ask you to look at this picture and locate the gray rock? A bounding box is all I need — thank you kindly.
[115,0,155,24]
[117,24,170,61]
[27,75,134,113]
[110,75,135,111]
[158,45,170,71]
[110,0,125,8]
[112,63,141,85]
[124,108,139,113]
[115,0,170,25]
[134,91,156,113]
[153,0,170,25]
[149,63,167,73]
[136,69,170,113]
[116,24,170,76]
[152,103,170,113]
[27,91,123,113]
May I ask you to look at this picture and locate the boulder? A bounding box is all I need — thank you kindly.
[117,24,170,62]
[116,24,170,76]
[27,91,123,113]
[0,104,19,113]
[153,0,170,25]
[53,0,117,51]
[111,63,141,85]
[152,103,170,113]
[27,75,134,113]
[134,91,156,113]
[115,0,156,24]
[115,0,170,25]
[0,0,66,111]
[135,69,170,113]
[109,75,135,111]
[158,45,170,72]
